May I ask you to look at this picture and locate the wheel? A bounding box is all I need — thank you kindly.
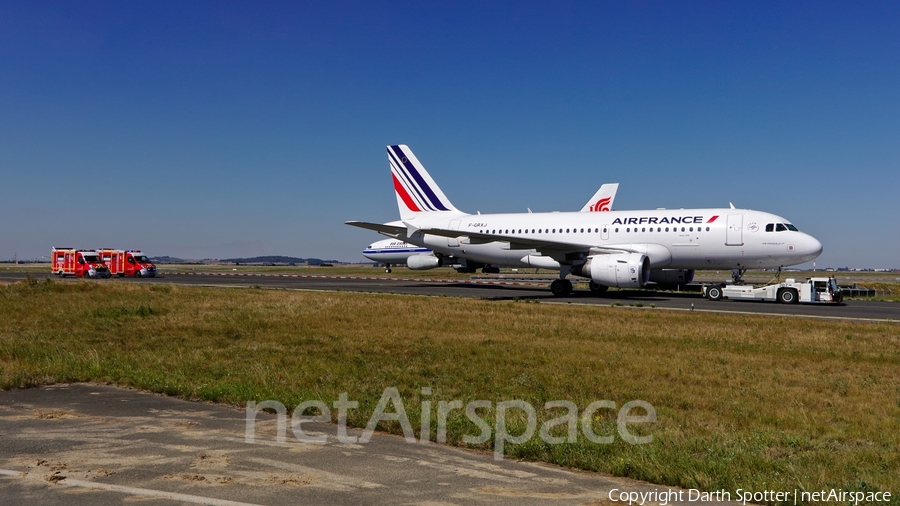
[57,270,64,276]
[118,273,125,277]
[778,288,798,304]
[707,286,723,301]
[550,279,572,297]
[385,267,392,273]
[135,270,142,278]
[589,281,608,295]
[550,279,567,296]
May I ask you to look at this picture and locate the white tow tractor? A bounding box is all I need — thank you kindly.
[703,276,843,304]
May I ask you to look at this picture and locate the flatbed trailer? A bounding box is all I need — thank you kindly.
[703,277,842,304]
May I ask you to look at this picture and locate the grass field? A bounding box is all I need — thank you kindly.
[0,278,897,503]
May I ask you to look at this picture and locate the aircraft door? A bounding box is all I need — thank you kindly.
[726,214,743,246]
[601,224,609,240]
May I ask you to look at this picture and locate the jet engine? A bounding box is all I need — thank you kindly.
[648,269,694,286]
[406,253,442,270]
[573,253,650,288]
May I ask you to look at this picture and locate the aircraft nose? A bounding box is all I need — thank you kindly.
[803,234,823,260]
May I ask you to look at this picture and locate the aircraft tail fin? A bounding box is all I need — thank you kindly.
[580,183,619,212]
[388,145,461,220]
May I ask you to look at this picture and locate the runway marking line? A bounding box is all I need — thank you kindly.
[0,468,263,506]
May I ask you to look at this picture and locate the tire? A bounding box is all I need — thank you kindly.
[550,279,571,297]
[778,288,798,304]
[589,281,608,295]
[385,268,392,273]
[707,286,723,301]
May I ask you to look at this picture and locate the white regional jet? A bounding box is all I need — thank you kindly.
[348,145,823,296]
[362,183,620,273]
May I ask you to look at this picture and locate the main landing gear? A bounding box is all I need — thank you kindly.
[550,279,573,296]
[589,281,608,294]
[550,265,574,297]
[383,264,392,273]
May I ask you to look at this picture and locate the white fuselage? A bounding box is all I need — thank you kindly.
[363,239,432,265]
[392,208,822,271]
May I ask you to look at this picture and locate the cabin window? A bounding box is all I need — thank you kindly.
[706,227,710,231]
[689,227,693,232]
[681,227,685,232]
[615,228,619,233]
[641,227,645,232]
[665,227,669,232]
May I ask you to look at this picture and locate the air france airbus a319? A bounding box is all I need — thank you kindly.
[347,145,823,296]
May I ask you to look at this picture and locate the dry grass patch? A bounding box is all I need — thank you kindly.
[0,279,897,503]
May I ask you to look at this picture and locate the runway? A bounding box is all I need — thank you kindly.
[2,270,897,322]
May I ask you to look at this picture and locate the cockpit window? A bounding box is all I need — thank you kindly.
[785,224,798,231]
[765,224,774,232]
[775,223,787,232]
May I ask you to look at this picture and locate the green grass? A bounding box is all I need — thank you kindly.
[1,278,898,504]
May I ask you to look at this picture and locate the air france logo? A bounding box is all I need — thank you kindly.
[590,197,612,212]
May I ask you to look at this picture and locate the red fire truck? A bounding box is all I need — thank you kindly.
[51,248,111,278]
[98,249,157,277]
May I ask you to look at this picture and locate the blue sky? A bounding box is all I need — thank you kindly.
[1,1,898,268]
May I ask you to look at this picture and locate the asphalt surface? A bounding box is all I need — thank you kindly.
[2,270,896,322]
[0,384,743,506]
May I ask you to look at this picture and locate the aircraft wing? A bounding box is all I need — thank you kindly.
[345,221,407,236]
[409,225,640,258]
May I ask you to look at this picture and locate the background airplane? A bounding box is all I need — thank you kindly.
[349,145,822,296]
